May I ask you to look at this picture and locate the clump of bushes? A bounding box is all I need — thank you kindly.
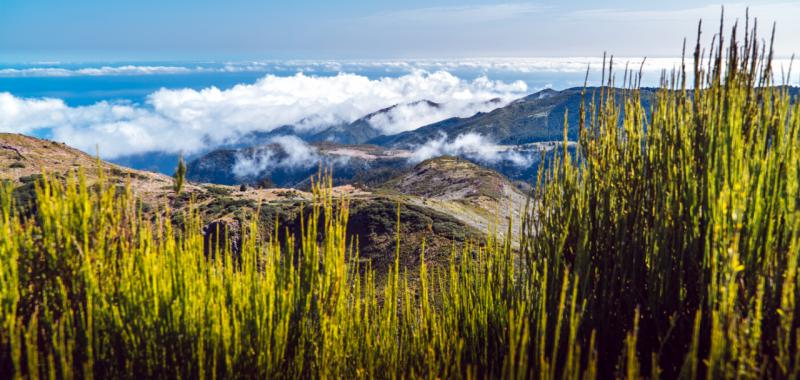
[205,196,256,215]
[108,166,148,180]
[204,185,233,196]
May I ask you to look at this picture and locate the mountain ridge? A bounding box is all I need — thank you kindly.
[1,132,527,273]
[367,87,658,148]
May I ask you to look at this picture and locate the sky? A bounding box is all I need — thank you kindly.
[1,1,799,61]
[1,1,799,164]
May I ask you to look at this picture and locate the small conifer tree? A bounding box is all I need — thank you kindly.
[173,153,186,194]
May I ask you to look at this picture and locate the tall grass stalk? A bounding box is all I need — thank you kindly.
[524,16,800,379]
[1,16,799,379]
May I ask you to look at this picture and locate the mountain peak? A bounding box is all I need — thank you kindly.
[383,155,523,201]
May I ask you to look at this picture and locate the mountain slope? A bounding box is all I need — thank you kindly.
[379,156,527,240]
[1,133,516,274]
[0,133,181,207]
[218,100,443,149]
[186,142,413,188]
[306,101,441,144]
[368,87,657,148]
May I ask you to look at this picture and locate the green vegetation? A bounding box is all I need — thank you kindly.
[108,167,148,180]
[204,196,257,216]
[205,185,234,196]
[173,153,187,195]
[1,20,799,379]
[522,20,800,378]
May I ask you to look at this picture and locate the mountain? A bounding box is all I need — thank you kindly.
[185,88,614,188]
[220,100,443,149]
[379,156,527,239]
[185,137,571,190]
[3,133,531,273]
[110,151,181,174]
[382,155,525,201]
[104,101,431,174]
[0,133,179,211]
[187,142,412,188]
[308,101,441,145]
[368,87,657,148]
[107,86,797,181]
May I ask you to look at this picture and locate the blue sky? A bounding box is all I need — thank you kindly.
[1,1,799,61]
[1,1,799,162]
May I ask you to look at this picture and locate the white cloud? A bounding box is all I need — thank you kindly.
[232,135,319,178]
[399,57,682,74]
[365,99,510,136]
[410,132,532,166]
[270,135,320,169]
[0,93,69,133]
[0,62,311,78]
[5,57,796,80]
[0,71,527,158]
[0,65,197,77]
[233,149,275,179]
[0,59,666,78]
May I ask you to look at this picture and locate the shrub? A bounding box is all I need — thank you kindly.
[0,17,798,379]
[173,154,186,194]
[205,185,233,196]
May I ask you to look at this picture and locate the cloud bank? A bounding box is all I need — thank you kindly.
[410,133,533,167]
[232,135,319,179]
[0,71,527,158]
[0,65,196,77]
[4,57,797,80]
[0,58,730,78]
[360,98,505,136]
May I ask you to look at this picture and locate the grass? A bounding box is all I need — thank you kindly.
[1,17,799,379]
[523,18,800,378]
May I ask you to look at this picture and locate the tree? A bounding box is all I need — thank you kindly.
[173,153,186,194]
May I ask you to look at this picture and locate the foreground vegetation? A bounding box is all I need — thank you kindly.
[2,19,800,378]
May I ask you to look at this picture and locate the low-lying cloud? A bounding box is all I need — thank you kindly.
[0,71,527,158]
[232,135,320,179]
[3,57,798,79]
[410,133,533,166]
[362,98,504,136]
[0,58,724,78]
[0,65,196,77]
